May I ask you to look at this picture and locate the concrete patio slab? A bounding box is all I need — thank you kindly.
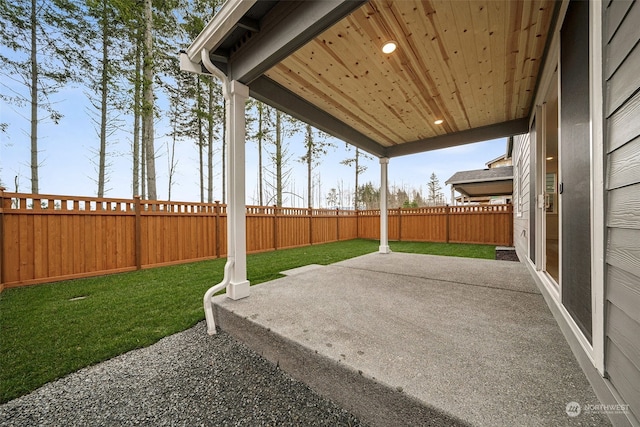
[213,252,609,427]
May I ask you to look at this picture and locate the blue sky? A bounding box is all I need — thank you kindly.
[1,83,507,207]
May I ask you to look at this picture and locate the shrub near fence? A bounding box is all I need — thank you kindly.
[0,189,512,289]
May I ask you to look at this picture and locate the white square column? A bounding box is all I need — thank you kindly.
[226,80,250,299]
[379,157,390,254]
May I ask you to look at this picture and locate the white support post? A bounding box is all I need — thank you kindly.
[379,157,390,254]
[226,80,250,300]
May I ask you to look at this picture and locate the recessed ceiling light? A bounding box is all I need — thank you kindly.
[382,41,397,54]
[434,119,444,125]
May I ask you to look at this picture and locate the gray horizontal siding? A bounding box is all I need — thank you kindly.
[607,265,640,326]
[606,0,640,78]
[606,338,640,420]
[513,132,530,259]
[607,183,640,228]
[607,228,640,278]
[607,304,640,374]
[605,2,640,423]
[606,40,640,115]
[607,90,640,152]
[606,0,634,43]
[608,136,640,189]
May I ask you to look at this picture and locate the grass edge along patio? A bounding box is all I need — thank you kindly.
[0,239,495,404]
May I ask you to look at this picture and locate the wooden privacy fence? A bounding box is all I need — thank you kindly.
[0,190,512,289]
[358,205,514,244]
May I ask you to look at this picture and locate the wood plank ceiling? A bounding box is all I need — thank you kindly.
[264,0,555,149]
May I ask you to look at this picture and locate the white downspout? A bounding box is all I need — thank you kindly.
[203,259,233,334]
[379,157,390,253]
[200,48,226,83]
[200,49,250,335]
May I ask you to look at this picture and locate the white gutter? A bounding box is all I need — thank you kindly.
[198,47,233,335]
[185,0,257,61]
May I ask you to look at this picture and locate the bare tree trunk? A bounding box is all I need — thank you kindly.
[258,103,264,206]
[97,0,108,197]
[142,0,156,200]
[197,76,204,203]
[316,173,322,208]
[354,149,359,210]
[306,124,312,208]
[132,32,141,197]
[141,126,146,199]
[275,111,282,207]
[207,78,214,203]
[30,0,39,194]
[221,100,226,204]
[167,138,176,201]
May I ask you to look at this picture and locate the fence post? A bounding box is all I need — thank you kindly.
[134,196,142,270]
[214,201,221,258]
[356,209,359,239]
[273,205,278,250]
[0,187,5,291]
[336,208,340,241]
[308,207,313,245]
[397,207,402,241]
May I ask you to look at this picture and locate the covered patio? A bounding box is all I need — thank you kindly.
[178,0,619,425]
[179,0,557,307]
[213,252,608,426]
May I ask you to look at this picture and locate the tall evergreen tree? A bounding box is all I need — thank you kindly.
[0,0,89,193]
[179,0,223,202]
[427,172,443,205]
[358,182,380,210]
[131,25,143,198]
[141,0,157,199]
[247,100,272,206]
[164,59,197,200]
[111,0,145,198]
[266,110,299,207]
[299,123,334,208]
[84,0,129,197]
[341,145,371,210]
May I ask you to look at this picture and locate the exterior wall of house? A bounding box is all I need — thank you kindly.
[604,0,640,421]
[512,132,531,260]
[512,1,640,424]
[487,157,513,169]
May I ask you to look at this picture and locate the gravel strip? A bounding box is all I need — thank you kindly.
[0,321,365,426]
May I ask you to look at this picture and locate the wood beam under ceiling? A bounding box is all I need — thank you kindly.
[229,0,367,84]
[386,119,530,158]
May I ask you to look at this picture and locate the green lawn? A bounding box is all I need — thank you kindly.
[391,241,495,259]
[0,239,494,403]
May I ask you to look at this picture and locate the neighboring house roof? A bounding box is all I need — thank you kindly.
[485,137,515,168]
[446,166,513,198]
[485,154,508,167]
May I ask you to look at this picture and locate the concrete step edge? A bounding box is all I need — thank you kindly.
[213,303,470,427]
